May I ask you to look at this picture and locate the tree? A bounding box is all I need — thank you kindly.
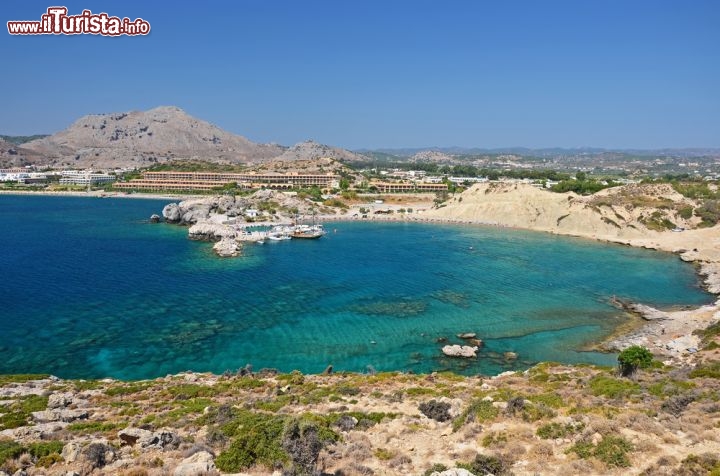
[339,178,350,190]
[617,345,653,377]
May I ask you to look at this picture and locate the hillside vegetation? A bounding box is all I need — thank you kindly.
[1,342,719,475]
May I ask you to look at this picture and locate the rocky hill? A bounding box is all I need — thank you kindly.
[272,139,369,164]
[0,139,44,169]
[425,182,710,241]
[15,108,374,171]
[21,106,285,169]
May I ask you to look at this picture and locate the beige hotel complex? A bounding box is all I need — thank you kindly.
[113,171,341,192]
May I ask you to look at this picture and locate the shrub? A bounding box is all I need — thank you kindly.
[594,435,633,467]
[27,441,63,458]
[460,453,508,476]
[423,463,448,476]
[689,362,720,379]
[588,375,641,398]
[452,399,498,431]
[0,440,24,465]
[419,400,451,422]
[695,200,720,227]
[661,394,695,417]
[677,453,720,475]
[617,346,654,377]
[569,435,633,468]
[282,420,323,475]
[536,421,584,439]
[216,412,288,472]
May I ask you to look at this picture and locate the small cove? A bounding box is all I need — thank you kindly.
[0,195,713,379]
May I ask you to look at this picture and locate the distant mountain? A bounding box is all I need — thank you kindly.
[272,139,370,163]
[0,134,49,145]
[21,106,285,169]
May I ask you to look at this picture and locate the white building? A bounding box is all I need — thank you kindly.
[59,170,115,186]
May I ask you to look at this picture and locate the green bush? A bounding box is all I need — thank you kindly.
[459,453,509,476]
[536,421,584,439]
[617,345,653,377]
[0,440,24,465]
[689,362,720,379]
[216,412,288,472]
[588,375,641,398]
[452,399,498,431]
[216,410,339,473]
[569,435,633,468]
[27,441,63,458]
[695,200,720,227]
[678,205,694,219]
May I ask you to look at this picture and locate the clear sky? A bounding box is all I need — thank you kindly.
[2,0,719,149]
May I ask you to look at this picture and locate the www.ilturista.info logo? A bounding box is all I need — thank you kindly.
[7,7,150,36]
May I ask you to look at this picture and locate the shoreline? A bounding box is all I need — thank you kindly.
[4,190,719,367]
[0,189,200,201]
[319,210,720,362]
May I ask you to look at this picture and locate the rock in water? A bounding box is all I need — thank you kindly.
[442,344,478,358]
[162,203,182,223]
[149,214,161,223]
[457,332,477,339]
[213,237,241,257]
[504,351,518,361]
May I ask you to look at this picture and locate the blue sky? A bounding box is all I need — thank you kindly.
[2,1,719,149]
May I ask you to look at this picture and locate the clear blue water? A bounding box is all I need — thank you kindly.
[0,195,713,380]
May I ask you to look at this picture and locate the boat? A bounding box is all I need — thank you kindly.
[291,224,326,239]
[291,209,326,239]
[267,226,292,241]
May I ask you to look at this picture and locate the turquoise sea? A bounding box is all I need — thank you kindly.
[0,195,713,380]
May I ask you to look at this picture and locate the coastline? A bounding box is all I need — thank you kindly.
[4,190,718,365]
[0,189,199,201]
[318,210,720,362]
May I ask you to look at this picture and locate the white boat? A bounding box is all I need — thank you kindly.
[291,223,326,239]
[266,226,292,241]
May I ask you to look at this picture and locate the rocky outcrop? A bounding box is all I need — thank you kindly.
[187,223,236,241]
[430,469,476,476]
[610,297,670,321]
[441,344,478,358]
[173,451,216,476]
[32,408,88,423]
[213,237,242,257]
[118,428,180,450]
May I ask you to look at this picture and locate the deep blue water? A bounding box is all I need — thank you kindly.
[0,195,713,379]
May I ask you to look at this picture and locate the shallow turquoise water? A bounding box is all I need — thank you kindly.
[0,195,713,379]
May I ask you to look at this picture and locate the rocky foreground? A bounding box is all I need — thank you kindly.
[1,343,720,476]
